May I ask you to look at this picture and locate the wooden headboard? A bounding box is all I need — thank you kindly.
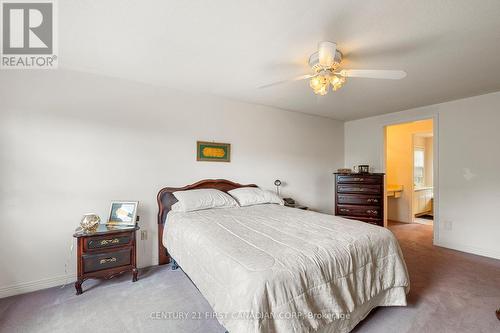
[157,179,257,265]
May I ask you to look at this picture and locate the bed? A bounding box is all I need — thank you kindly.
[157,179,410,333]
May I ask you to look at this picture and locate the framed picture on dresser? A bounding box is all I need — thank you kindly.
[107,201,138,226]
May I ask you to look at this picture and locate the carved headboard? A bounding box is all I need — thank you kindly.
[157,179,257,265]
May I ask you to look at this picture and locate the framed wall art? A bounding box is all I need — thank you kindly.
[196,141,231,162]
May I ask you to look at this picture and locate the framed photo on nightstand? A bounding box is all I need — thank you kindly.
[107,201,138,226]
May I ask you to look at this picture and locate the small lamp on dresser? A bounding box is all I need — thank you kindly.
[274,179,282,196]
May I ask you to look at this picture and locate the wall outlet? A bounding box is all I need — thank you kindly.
[443,220,453,231]
[140,230,147,240]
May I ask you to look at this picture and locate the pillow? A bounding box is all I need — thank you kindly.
[171,189,238,212]
[228,187,284,207]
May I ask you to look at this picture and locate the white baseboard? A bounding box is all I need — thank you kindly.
[0,261,153,299]
[434,240,500,260]
[2,242,497,300]
[0,274,76,299]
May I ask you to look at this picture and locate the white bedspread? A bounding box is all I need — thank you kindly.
[164,204,409,333]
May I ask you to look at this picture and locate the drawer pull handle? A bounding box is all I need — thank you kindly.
[353,178,365,181]
[341,188,364,191]
[367,198,379,203]
[340,187,361,190]
[340,208,350,212]
[99,257,117,265]
[366,210,378,215]
[100,238,120,246]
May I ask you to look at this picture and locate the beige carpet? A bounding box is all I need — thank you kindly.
[0,222,499,333]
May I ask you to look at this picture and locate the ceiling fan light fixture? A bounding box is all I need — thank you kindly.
[318,41,336,68]
[332,75,346,91]
[309,72,346,95]
[309,49,342,72]
[309,74,328,91]
[258,40,406,95]
[314,83,329,95]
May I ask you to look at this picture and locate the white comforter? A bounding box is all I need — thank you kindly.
[164,204,409,333]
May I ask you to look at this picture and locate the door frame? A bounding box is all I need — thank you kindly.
[412,133,433,222]
[382,114,439,243]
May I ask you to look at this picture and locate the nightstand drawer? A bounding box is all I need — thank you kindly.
[337,204,381,218]
[337,184,381,194]
[337,194,381,205]
[85,234,131,250]
[82,248,131,273]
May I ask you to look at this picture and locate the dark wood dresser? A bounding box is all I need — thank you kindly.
[73,224,139,295]
[334,173,384,226]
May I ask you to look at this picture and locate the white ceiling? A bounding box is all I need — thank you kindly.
[59,0,500,120]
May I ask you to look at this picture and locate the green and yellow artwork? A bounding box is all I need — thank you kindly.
[197,141,231,162]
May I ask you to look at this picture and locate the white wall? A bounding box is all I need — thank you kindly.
[345,91,500,260]
[0,70,344,297]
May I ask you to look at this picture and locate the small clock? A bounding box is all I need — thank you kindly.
[358,165,370,174]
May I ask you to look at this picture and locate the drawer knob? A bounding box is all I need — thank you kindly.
[367,198,379,203]
[99,257,117,265]
[366,209,378,215]
[340,208,350,212]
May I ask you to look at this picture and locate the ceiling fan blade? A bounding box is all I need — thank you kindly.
[318,41,336,68]
[338,69,407,80]
[258,74,317,89]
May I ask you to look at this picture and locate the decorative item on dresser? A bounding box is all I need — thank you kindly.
[79,213,100,232]
[107,201,138,226]
[334,173,384,226]
[73,224,139,295]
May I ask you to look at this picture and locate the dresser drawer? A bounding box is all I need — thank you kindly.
[85,233,132,251]
[82,248,131,273]
[337,204,381,218]
[337,184,381,194]
[336,175,382,184]
[337,194,381,205]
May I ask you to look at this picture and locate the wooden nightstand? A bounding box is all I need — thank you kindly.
[73,224,139,295]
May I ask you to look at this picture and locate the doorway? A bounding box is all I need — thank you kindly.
[385,119,435,227]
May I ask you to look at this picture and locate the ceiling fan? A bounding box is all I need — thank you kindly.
[259,41,407,95]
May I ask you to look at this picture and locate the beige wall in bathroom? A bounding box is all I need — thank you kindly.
[386,120,433,223]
